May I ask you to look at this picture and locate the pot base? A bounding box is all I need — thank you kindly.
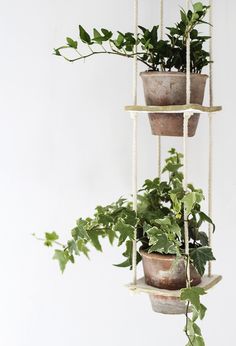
[149,293,187,315]
[148,113,200,137]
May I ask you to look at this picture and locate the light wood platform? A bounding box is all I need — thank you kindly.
[125,104,222,114]
[127,275,222,297]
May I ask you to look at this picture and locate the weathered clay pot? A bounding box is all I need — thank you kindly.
[149,294,188,315]
[140,249,201,290]
[140,71,208,137]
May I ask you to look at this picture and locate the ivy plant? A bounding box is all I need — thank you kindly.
[38,148,215,274]
[37,148,215,345]
[54,2,211,73]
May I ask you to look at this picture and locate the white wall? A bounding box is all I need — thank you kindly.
[0,0,234,345]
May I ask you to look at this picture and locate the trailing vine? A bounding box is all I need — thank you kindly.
[180,285,207,346]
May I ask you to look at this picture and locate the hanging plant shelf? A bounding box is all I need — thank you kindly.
[125,104,222,114]
[127,275,222,296]
[126,275,222,315]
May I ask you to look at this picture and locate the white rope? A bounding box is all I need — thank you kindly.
[186,35,191,104]
[132,0,138,105]
[209,0,213,108]
[156,0,164,178]
[160,0,164,40]
[132,0,138,286]
[184,0,191,288]
[183,113,191,287]
[208,0,213,277]
[131,112,138,285]
[185,0,189,10]
[156,137,161,178]
[186,11,191,105]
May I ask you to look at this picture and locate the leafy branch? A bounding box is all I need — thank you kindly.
[54,2,211,73]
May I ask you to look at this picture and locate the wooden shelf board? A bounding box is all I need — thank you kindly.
[125,104,222,114]
[127,275,222,297]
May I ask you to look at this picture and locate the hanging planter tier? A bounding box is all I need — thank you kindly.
[127,275,222,315]
[140,72,208,137]
[125,104,222,115]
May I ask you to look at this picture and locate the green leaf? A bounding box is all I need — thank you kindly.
[192,307,199,322]
[112,32,125,49]
[162,162,183,174]
[198,232,209,246]
[107,229,116,245]
[54,48,61,56]
[101,28,113,40]
[53,249,70,273]
[79,25,91,44]
[155,217,171,226]
[114,240,133,268]
[93,29,104,44]
[114,240,141,269]
[194,335,205,346]
[193,322,202,336]
[190,246,215,276]
[199,303,207,320]
[97,213,113,226]
[66,37,78,48]
[72,219,89,240]
[183,192,196,215]
[193,2,203,13]
[67,239,80,255]
[77,239,90,258]
[192,13,200,22]
[113,219,135,246]
[93,28,101,38]
[171,223,182,239]
[199,212,215,232]
[180,287,206,311]
[170,193,182,214]
[44,231,59,247]
[180,10,188,24]
[147,227,177,254]
[88,229,103,251]
[190,29,198,39]
[114,258,131,268]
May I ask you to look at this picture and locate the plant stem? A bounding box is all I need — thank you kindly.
[33,235,65,248]
[59,49,154,69]
[185,301,194,346]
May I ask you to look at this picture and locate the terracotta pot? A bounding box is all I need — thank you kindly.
[149,294,187,315]
[140,71,208,137]
[140,249,201,290]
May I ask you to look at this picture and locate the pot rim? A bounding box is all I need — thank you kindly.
[140,71,208,78]
[139,247,184,261]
